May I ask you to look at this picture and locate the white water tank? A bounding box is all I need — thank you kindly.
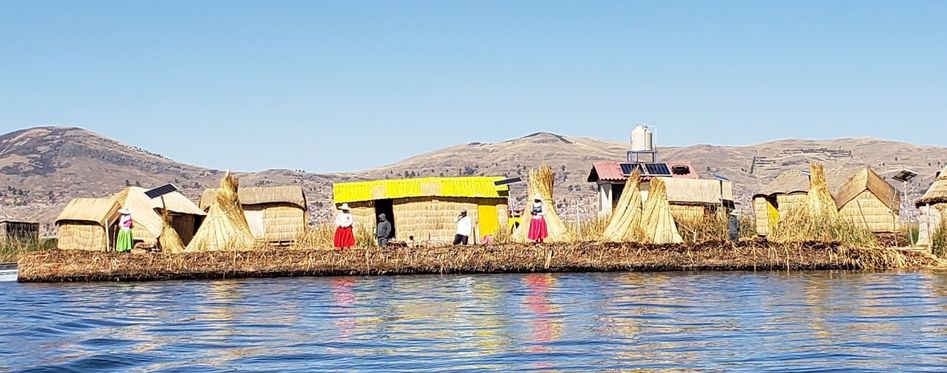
[630,125,653,152]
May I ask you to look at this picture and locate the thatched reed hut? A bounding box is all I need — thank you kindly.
[333,177,509,244]
[111,187,206,247]
[752,169,846,236]
[916,165,947,246]
[55,198,121,251]
[201,186,307,244]
[0,220,39,244]
[834,168,901,233]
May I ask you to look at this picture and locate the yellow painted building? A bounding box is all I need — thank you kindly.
[333,177,510,244]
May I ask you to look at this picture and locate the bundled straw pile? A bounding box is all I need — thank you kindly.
[602,170,643,241]
[187,173,256,251]
[516,165,570,242]
[158,210,186,254]
[806,163,840,220]
[640,178,684,244]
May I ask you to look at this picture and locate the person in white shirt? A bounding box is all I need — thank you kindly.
[453,208,472,245]
[333,203,356,249]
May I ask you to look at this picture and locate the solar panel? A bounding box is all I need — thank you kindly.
[619,163,641,176]
[145,184,179,199]
[644,163,671,176]
[494,177,522,186]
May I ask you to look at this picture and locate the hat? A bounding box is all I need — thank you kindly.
[460,208,467,214]
[119,207,131,215]
[533,194,543,201]
[339,203,351,211]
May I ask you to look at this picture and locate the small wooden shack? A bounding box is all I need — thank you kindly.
[834,168,901,233]
[332,177,509,244]
[56,198,121,251]
[588,162,733,223]
[201,185,307,243]
[111,187,206,247]
[0,220,40,244]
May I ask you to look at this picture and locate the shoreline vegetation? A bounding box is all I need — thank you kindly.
[16,241,945,283]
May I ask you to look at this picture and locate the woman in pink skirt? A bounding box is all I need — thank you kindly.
[528,194,548,243]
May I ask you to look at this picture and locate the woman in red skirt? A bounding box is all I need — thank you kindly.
[334,203,356,249]
[528,195,548,243]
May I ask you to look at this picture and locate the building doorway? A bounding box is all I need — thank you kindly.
[374,199,395,238]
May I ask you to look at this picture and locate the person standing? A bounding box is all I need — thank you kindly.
[376,213,392,247]
[727,212,740,243]
[453,208,472,245]
[334,203,356,250]
[116,207,134,253]
[528,195,548,244]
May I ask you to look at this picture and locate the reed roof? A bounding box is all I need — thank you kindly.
[916,165,947,207]
[756,169,848,197]
[56,198,121,225]
[834,167,900,211]
[333,177,510,204]
[200,186,307,210]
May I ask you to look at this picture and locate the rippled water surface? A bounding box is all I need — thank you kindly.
[2,271,947,371]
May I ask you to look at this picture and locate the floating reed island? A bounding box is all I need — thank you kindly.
[22,158,947,283]
[16,241,944,282]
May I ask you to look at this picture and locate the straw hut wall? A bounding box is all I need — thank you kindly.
[55,198,121,251]
[241,186,307,243]
[834,168,900,233]
[640,177,734,223]
[334,177,510,245]
[202,186,307,243]
[339,201,376,232]
[188,174,256,251]
[391,196,507,242]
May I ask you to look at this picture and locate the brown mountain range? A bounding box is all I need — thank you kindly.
[2,126,946,235]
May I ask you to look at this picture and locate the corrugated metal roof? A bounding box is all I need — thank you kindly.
[333,177,510,204]
[588,162,626,182]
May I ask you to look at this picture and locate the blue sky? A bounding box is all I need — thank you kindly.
[1,1,945,173]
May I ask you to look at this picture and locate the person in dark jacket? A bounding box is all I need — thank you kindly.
[376,213,392,247]
[727,212,740,243]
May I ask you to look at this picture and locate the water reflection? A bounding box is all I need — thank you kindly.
[1,271,946,371]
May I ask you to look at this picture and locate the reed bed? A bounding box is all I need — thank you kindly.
[1,239,55,263]
[769,206,878,248]
[17,241,942,282]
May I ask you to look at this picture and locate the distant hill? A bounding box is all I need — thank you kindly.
[2,126,946,235]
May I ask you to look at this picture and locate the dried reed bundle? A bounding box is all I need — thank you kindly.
[602,170,643,241]
[516,165,570,242]
[807,163,839,220]
[158,209,186,254]
[640,178,683,244]
[17,241,943,282]
[186,173,256,251]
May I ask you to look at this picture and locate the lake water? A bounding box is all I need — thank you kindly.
[2,271,946,372]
